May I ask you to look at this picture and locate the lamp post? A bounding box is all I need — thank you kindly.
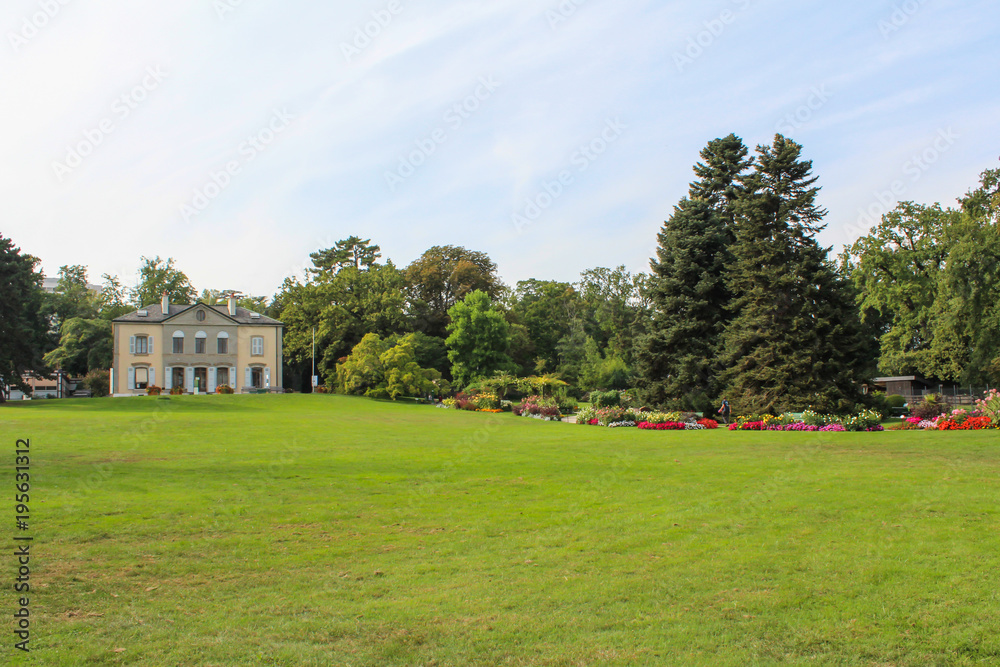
[311,327,316,392]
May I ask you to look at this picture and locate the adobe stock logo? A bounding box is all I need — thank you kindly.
[673,0,752,73]
[180,108,295,223]
[384,76,501,192]
[214,0,247,20]
[341,1,404,63]
[7,0,74,53]
[849,128,959,240]
[545,0,587,29]
[512,117,627,234]
[775,85,832,135]
[878,0,928,39]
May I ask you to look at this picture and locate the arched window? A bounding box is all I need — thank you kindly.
[217,331,230,355]
[172,330,185,354]
[195,331,208,354]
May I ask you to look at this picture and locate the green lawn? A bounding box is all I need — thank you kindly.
[2,395,999,666]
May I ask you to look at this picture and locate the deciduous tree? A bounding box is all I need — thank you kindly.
[406,246,503,338]
[131,256,197,307]
[445,290,515,388]
[0,235,48,399]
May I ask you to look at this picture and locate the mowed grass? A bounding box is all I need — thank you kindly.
[2,395,999,666]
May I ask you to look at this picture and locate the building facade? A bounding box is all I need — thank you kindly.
[111,293,283,396]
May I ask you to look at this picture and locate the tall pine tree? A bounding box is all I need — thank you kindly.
[720,135,866,414]
[636,134,750,410]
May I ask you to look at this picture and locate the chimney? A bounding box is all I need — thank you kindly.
[228,295,238,316]
[161,291,170,315]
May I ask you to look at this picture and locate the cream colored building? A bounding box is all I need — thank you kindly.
[111,293,283,396]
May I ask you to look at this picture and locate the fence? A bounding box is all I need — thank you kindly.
[897,388,992,407]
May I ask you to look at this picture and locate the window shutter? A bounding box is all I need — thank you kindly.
[148,336,154,354]
[245,367,252,389]
[265,368,271,388]
[231,367,237,388]
[128,367,135,390]
[149,368,156,387]
[186,367,195,392]
[164,368,172,390]
[208,367,217,393]
[129,336,136,354]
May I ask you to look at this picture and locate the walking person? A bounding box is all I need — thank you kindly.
[717,397,731,425]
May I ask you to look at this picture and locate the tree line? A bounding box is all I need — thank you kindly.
[3,135,996,408]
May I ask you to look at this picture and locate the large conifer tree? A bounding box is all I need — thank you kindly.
[719,135,866,413]
[635,134,750,410]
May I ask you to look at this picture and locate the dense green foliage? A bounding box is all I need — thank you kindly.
[639,135,868,414]
[279,261,410,388]
[845,168,1000,385]
[445,290,516,388]
[335,333,435,399]
[636,134,747,411]
[131,255,198,307]
[42,317,113,375]
[405,245,504,339]
[309,236,382,273]
[0,234,48,397]
[719,136,867,414]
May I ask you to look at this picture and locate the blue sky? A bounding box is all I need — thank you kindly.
[2,0,997,299]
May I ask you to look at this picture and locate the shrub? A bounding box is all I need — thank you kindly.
[454,393,478,411]
[146,385,163,396]
[975,389,1000,425]
[801,410,834,427]
[885,394,907,409]
[557,396,579,414]
[516,395,561,418]
[576,405,598,425]
[169,386,185,396]
[840,409,883,432]
[82,369,109,397]
[590,390,620,408]
[468,392,500,411]
[910,394,946,421]
[216,384,234,395]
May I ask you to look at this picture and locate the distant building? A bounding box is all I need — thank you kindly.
[110,293,283,396]
[871,376,936,398]
[5,372,74,400]
[42,277,103,293]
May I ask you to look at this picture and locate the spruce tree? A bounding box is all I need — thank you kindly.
[720,135,866,414]
[635,134,750,410]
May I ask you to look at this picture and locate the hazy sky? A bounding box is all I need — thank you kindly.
[2,0,998,299]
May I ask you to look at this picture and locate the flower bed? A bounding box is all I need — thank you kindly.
[513,395,562,421]
[637,421,685,431]
[728,409,884,432]
[890,400,998,431]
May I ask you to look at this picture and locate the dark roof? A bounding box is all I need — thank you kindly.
[113,303,282,326]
